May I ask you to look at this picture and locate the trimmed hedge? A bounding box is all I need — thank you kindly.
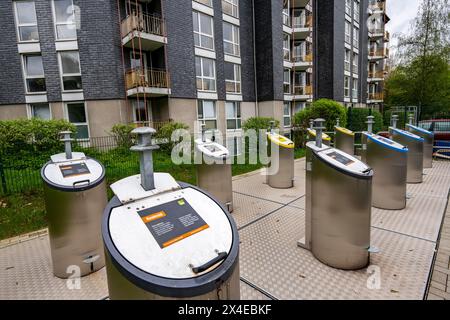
[347,108,384,133]
[293,99,347,131]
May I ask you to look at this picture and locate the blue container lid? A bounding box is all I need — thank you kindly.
[390,127,424,141]
[406,124,434,136]
[364,132,408,152]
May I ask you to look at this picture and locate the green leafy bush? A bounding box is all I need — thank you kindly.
[110,123,136,150]
[293,99,347,131]
[242,117,280,131]
[154,122,189,153]
[347,108,384,133]
[0,119,75,168]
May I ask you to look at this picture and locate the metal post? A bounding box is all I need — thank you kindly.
[392,115,399,129]
[201,123,206,143]
[314,118,325,148]
[309,119,314,129]
[336,118,340,127]
[131,127,159,191]
[366,116,375,133]
[408,114,414,125]
[60,131,73,160]
[269,120,275,133]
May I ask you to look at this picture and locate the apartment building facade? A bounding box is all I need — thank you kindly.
[0,0,390,150]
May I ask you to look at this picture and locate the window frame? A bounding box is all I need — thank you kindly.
[193,11,215,51]
[195,0,213,7]
[222,0,239,19]
[197,100,217,130]
[353,0,360,21]
[283,33,291,61]
[344,76,350,98]
[344,49,351,72]
[345,0,352,15]
[283,68,291,94]
[352,52,359,74]
[13,0,39,43]
[58,50,83,92]
[225,62,241,94]
[352,78,358,99]
[345,21,351,44]
[226,101,241,131]
[21,54,46,94]
[353,26,359,47]
[283,102,292,128]
[51,0,77,41]
[195,56,217,92]
[223,22,240,57]
[282,0,290,26]
[65,101,90,140]
[28,103,51,120]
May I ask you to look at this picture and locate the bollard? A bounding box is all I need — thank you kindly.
[130,127,159,191]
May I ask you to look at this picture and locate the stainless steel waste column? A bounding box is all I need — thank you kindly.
[266,127,295,189]
[390,127,424,183]
[334,118,355,155]
[299,119,373,270]
[102,127,240,300]
[364,132,408,210]
[406,115,434,168]
[195,125,233,212]
[41,131,107,278]
[360,116,375,163]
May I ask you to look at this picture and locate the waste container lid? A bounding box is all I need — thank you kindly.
[41,156,105,191]
[406,124,434,136]
[335,126,355,136]
[365,133,408,152]
[316,147,373,178]
[195,139,230,160]
[390,127,424,141]
[107,186,234,280]
[267,132,294,149]
[307,128,332,141]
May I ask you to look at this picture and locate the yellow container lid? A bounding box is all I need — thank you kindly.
[307,128,332,141]
[335,126,355,136]
[267,132,295,149]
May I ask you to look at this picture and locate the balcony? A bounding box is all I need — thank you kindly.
[369,48,389,60]
[368,70,385,81]
[369,0,390,22]
[367,92,384,102]
[384,30,390,42]
[292,53,313,70]
[368,27,384,38]
[293,15,313,39]
[293,85,313,100]
[121,13,167,51]
[125,68,171,97]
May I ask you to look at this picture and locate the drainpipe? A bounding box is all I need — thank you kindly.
[252,0,259,117]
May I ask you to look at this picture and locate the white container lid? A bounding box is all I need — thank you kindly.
[108,186,234,279]
[195,139,230,160]
[317,147,372,176]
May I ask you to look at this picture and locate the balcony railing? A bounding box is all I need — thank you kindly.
[370,0,386,12]
[293,85,313,95]
[369,28,384,36]
[368,92,384,100]
[293,52,313,63]
[369,48,389,57]
[293,15,313,28]
[369,70,385,78]
[125,68,169,90]
[121,13,166,38]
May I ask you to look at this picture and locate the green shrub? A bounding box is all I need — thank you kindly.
[242,117,280,131]
[0,119,75,168]
[293,99,347,131]
[347,108,384,133]
[154,122,189,153]
[110,123,136,150]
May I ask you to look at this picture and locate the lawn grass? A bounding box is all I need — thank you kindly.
[0,149,305,240]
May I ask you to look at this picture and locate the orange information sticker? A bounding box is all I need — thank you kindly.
[141,211,167,224]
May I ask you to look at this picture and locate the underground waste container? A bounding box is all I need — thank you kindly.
[390,127,424,183]
[266,130,295,189]
[334,125,355,156]
[195,127,233,212]
[406,124,434,169]
[102,127,240,300]
[301,119,373,270]
[41,131,107,278]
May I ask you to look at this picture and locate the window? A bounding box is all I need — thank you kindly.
[345,21,351,44]
[197,100,217,129]
[132,100,152,123]
[193,11,214,51]
[352,52,359,74]
[195,0,213,7]
[223,22,240,56]
[282,0,290,26]
[283,102,291,127]
[345,0,352,15]
[353,0,360,21]
[195,56,216,91]
[294,101,306,114]
[352,79,358,99]
[283,33,290,61]
[66,102,89,139]
[52,0,77,40]
[283,69,291,94]
[226,101,241,130]
[22,54,46,93]
[344,76,350,98]
[225,62,241,94]
[344,49,351,72]
[29,103,50,120]
[222,0,239,18]
[59,51,82,91]
[14,1,39,42]
[353,26,359,47]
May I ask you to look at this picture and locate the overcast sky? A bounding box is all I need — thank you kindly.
[387,0,422,50]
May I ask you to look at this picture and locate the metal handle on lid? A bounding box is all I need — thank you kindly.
[190,251,227,274]
[73,179,90,187]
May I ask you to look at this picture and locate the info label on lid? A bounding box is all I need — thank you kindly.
[138,198,210,249]
[326,151,355,166]
[59,162,90,178]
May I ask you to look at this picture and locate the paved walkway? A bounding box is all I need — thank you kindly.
[0,159,449,300]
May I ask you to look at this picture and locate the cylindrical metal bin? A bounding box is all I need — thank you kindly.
[310,146,373,270]
[390,127,424,183]
[195,139,233,212]
[41,150,107,278]
[406,124,434,168]
[307,128,331,146]
[364,133,408,210]
[334,126,355,155]
[266,132,295,189]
